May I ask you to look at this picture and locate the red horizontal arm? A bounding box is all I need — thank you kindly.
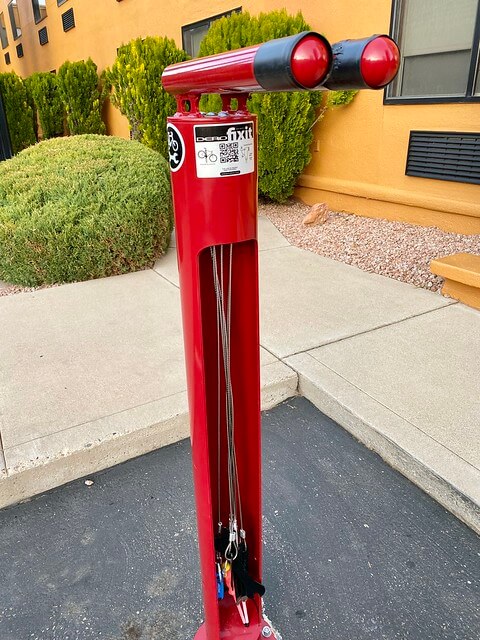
[162,32,332,96]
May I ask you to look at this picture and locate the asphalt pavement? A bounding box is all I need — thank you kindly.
[0,397,478,640]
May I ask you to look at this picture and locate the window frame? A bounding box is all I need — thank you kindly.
[0,12,9,49]
[31,0,47,25]
[384,0,480,104]
[7,0,21,41]
[182,7,242,57]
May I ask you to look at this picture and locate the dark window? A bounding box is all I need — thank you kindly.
[0,13,8,49]
[182,8,241,57]
[4,51,10,65]
[62,7,75,32]
[406,131,480,185]
[31,0,47,24]
[387,0,480,103]
[57,0,68,5]
[8,1,21,40]
[38,25,48,45]
[16,42,23,58]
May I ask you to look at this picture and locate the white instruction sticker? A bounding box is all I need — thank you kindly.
[194,121,254,178]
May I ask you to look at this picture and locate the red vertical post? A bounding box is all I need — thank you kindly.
[168,95,275,640]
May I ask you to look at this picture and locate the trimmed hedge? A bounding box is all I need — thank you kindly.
[24,75,39,141]
[57,59,105,135]
[0,72,36,154]
[199,10,356,202]
[0,135,173,286]
[106,37,189,158]
[26,72,64,139]
[199,10,320,202]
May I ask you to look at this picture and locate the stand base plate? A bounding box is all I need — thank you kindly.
[194,621,278,640]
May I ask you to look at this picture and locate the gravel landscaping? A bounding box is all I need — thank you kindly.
[261,200,480,293]
[0,282,62,297]
[0,283,38,297]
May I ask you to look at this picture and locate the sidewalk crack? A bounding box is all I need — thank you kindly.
[151,267,180,289]
[282,301,458,358]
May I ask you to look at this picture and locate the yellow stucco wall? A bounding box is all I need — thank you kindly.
[0,0,479,232]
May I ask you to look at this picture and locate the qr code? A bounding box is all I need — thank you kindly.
[219,142,239,163]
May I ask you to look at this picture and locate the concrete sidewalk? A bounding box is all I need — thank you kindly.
[0,218,478,532]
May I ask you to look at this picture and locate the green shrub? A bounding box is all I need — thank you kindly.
[57,59,105,135]
[325,89,358,108]
[23,75,39,141]
[198,10,316,201]
[0,72,36,154]
[26,72,64,139]
[106,37,188,158]
[199,10,356,202]
[0,135,172,286]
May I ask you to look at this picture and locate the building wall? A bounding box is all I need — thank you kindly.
[0,0,478,233]
[289,0,480,234]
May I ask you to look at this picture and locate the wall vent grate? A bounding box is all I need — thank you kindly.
[406,131,480,186]
[38,26,48,46]
[62,7,75,32]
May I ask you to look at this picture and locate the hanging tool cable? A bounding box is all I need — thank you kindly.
[211,245,242,543]
[210,244,265,627]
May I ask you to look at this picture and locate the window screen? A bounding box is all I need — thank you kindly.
[182,8,241,57]
[32,0,47,24]
[8,1,21,40]
[0,13,8,49]
[388,0,480,100]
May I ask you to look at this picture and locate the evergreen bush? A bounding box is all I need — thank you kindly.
[23,75,39,141]
[325,89,358,108]
[106,37,188,158]
[26,72,64,139]
[57,59,105,135]
[0,72,36,154]
[199,10,356,202]
[0,135,172,286]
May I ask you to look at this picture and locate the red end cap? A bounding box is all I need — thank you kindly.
[291,35,331,88]
[360,36,400,88]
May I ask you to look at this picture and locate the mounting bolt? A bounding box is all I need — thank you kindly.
[261,626,272,638]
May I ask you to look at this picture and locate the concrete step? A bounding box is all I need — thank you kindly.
[431,252,480,310]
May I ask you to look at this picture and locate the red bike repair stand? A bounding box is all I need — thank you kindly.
[168,93,271,640]
[163,31,400,640]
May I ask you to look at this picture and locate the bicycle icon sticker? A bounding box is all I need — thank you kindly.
[167,124,185,172]
[197,148,218,164]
